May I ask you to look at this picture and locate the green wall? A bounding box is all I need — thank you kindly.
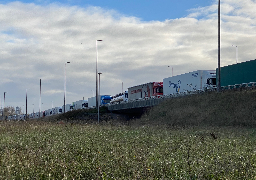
[216,59,256,87]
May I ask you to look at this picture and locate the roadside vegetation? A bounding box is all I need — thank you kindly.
[139,89,256,127]
[1,89,256,179]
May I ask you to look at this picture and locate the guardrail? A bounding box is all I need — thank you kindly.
[108,82,256,111]
[108,98,165,111]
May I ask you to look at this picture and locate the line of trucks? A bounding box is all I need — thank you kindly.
[6,58,256,120]
[110,70,216,104]
[3,69,216,120]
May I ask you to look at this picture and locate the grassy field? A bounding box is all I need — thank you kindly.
[1,90,256,179]
[0,121,256,179]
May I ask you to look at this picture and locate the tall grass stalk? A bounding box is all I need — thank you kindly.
[0,121,256,179]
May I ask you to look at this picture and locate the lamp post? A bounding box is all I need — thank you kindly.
[3,92,6,119]
[26,89,27,120]
[217,0,221,92]
[168,66,173,77]
[32,104,34,118]
[96,40,103,110]
[232,45,238,63]
[98,72,102,123]
[41,103,43,117]
[39,79,41,118]
[0,97,1,117]
[64,62,70,113]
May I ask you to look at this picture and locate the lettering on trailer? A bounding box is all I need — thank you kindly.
[169,80,181,92]
[192,73,199,77]
[131,89,142,94]
[153,82,163,86]
[187,83,197,91]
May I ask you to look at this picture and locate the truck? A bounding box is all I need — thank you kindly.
[216,59,256,87]
[163,70,216,95]
[73,100,88,110]
[88,95,112,107]
[101,95,112,105]
[128,82,163,101]
[110,91,129,104]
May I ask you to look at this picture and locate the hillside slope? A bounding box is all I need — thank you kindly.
[139,89,256,127]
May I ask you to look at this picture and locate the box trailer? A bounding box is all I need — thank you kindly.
[52,107,62,115]
[73,100,88,110]
[216,59,256,87]
[110,91,129,104]
[88,95,111,107]
[88,96,96,108]
[128,82,163,101]
[163,70,216,95]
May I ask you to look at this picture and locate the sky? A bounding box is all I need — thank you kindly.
[0,0,256,114]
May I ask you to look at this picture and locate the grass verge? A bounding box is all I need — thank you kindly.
[138,90,256,127]
[0,121,256,179]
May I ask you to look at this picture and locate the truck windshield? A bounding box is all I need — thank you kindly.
[207,78,216,85]
[156,87,163,93]
[103,99,111,104]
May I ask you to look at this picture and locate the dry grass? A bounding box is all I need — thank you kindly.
[1,90,256,179]
[0,120,256,179]
[139,90,256,127]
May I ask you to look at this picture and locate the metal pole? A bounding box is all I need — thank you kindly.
[26,89,27,120]
[64,62,70,113]
[39,79,41,118]
[236,46,238,63]
[96,40,102,110]
[41,103,43,116]
[122,82,123,94]
[232,45,238,63]
[64,63,66,114]
[3,92,6,119]
[0,97,1,117]
[98,72,102,123]
[168,66,173,77]
[217,0,221,92]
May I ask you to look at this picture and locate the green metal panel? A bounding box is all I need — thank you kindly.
[216,59,256,87]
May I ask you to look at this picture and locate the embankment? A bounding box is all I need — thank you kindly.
[138,89,256,127]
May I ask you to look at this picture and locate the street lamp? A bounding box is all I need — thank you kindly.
[0,97,1,117]
[39,79,41,118]
[64,62,70,113]
[32,104,34,118]
[96,40,103,110]
[217,0,221,92]
[168,66,173,77]
[232,45,238,63]
[26,89,28,120]
[41,103,43,117]
[98,72,102,123]
[3,92,6,119]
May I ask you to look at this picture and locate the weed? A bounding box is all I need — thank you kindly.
[0,121,255,179]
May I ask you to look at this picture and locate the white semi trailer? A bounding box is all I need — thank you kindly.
[73,100,88,110]
[163,70,216,95]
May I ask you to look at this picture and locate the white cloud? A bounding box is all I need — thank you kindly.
[0,0,256,113]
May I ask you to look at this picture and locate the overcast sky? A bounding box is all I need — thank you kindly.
[1,0,256,114]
